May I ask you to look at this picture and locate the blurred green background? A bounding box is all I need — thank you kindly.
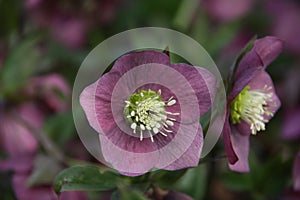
[0,0,300,199]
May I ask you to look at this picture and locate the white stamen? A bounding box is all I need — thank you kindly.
[166,120,174,126]
[153,127,159,134]
[163,127,173,133]
[140,130,143,141]
[167,99,176,106]
[159,131,167,137]
[140,124,145,130]
[131,111,135,116]
[165,111,180,115]
[231,85,276,135]
[125,89,180,142]
[149,131,154,142]
[131,123,137,130]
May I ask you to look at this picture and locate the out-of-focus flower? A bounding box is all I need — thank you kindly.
[80,50,216,175]
[223,36,283,172]
[24,0,122,48]
[203,0,254,22]
[278,68,300,141]
[293,151,300,191]
[0,103,42,157]
[282,108,300,141]
[265,0,300,54]
[0,74,71,157]
[0,73,71,198]
[26,74,71,112]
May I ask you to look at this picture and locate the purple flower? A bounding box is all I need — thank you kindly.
[24,0,122,48]
[80,50,216,175]
[223,36,283,172]
[0,103,42,157]
[282,108,300,141]
[203,0,254,22]
[294,151,300,191]
[26,74,71,112]
[265,0,300,55]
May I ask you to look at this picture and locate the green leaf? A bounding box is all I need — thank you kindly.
[53,165,119,194]
[174,165,208,200]
[208,22,240,56]
[0,0,19,37]
[173,0,200,31]
[151,169,187,187]
[44,111,74,145]
[221,171,252,191]
[0,37,41,95]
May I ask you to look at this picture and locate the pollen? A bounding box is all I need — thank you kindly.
[230,85,275,135]
[124,89,179,142]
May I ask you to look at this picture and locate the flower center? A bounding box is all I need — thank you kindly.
[230,85,274,135]
[124,89,179,142]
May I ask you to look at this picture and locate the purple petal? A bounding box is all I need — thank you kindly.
[110,50,170,75]
[230,50,264,100]
[248,70,281,120]
[234,120,252,136]
[28,74,71,112]
[13,174,57,200]
[0,156,34,173]
[79,82,102,134]
[100,122,200,175]
[294,151,300,191]
[223,111,238,164]
[0,103,42,157]
[282,108,300,140]
[164,125,203,170]
[99,134,158,176]
[231,36,283,100]
[253,36,283,67]
[171,63,216,116]
[228,125,250,172]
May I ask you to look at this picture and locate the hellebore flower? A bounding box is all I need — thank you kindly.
[80,50,216,175]
[293,151,300,191]
[223,36,283,172]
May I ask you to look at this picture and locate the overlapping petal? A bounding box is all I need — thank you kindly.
[80,50,216,175]
[224,36,282,172]
[230,36,283,100]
